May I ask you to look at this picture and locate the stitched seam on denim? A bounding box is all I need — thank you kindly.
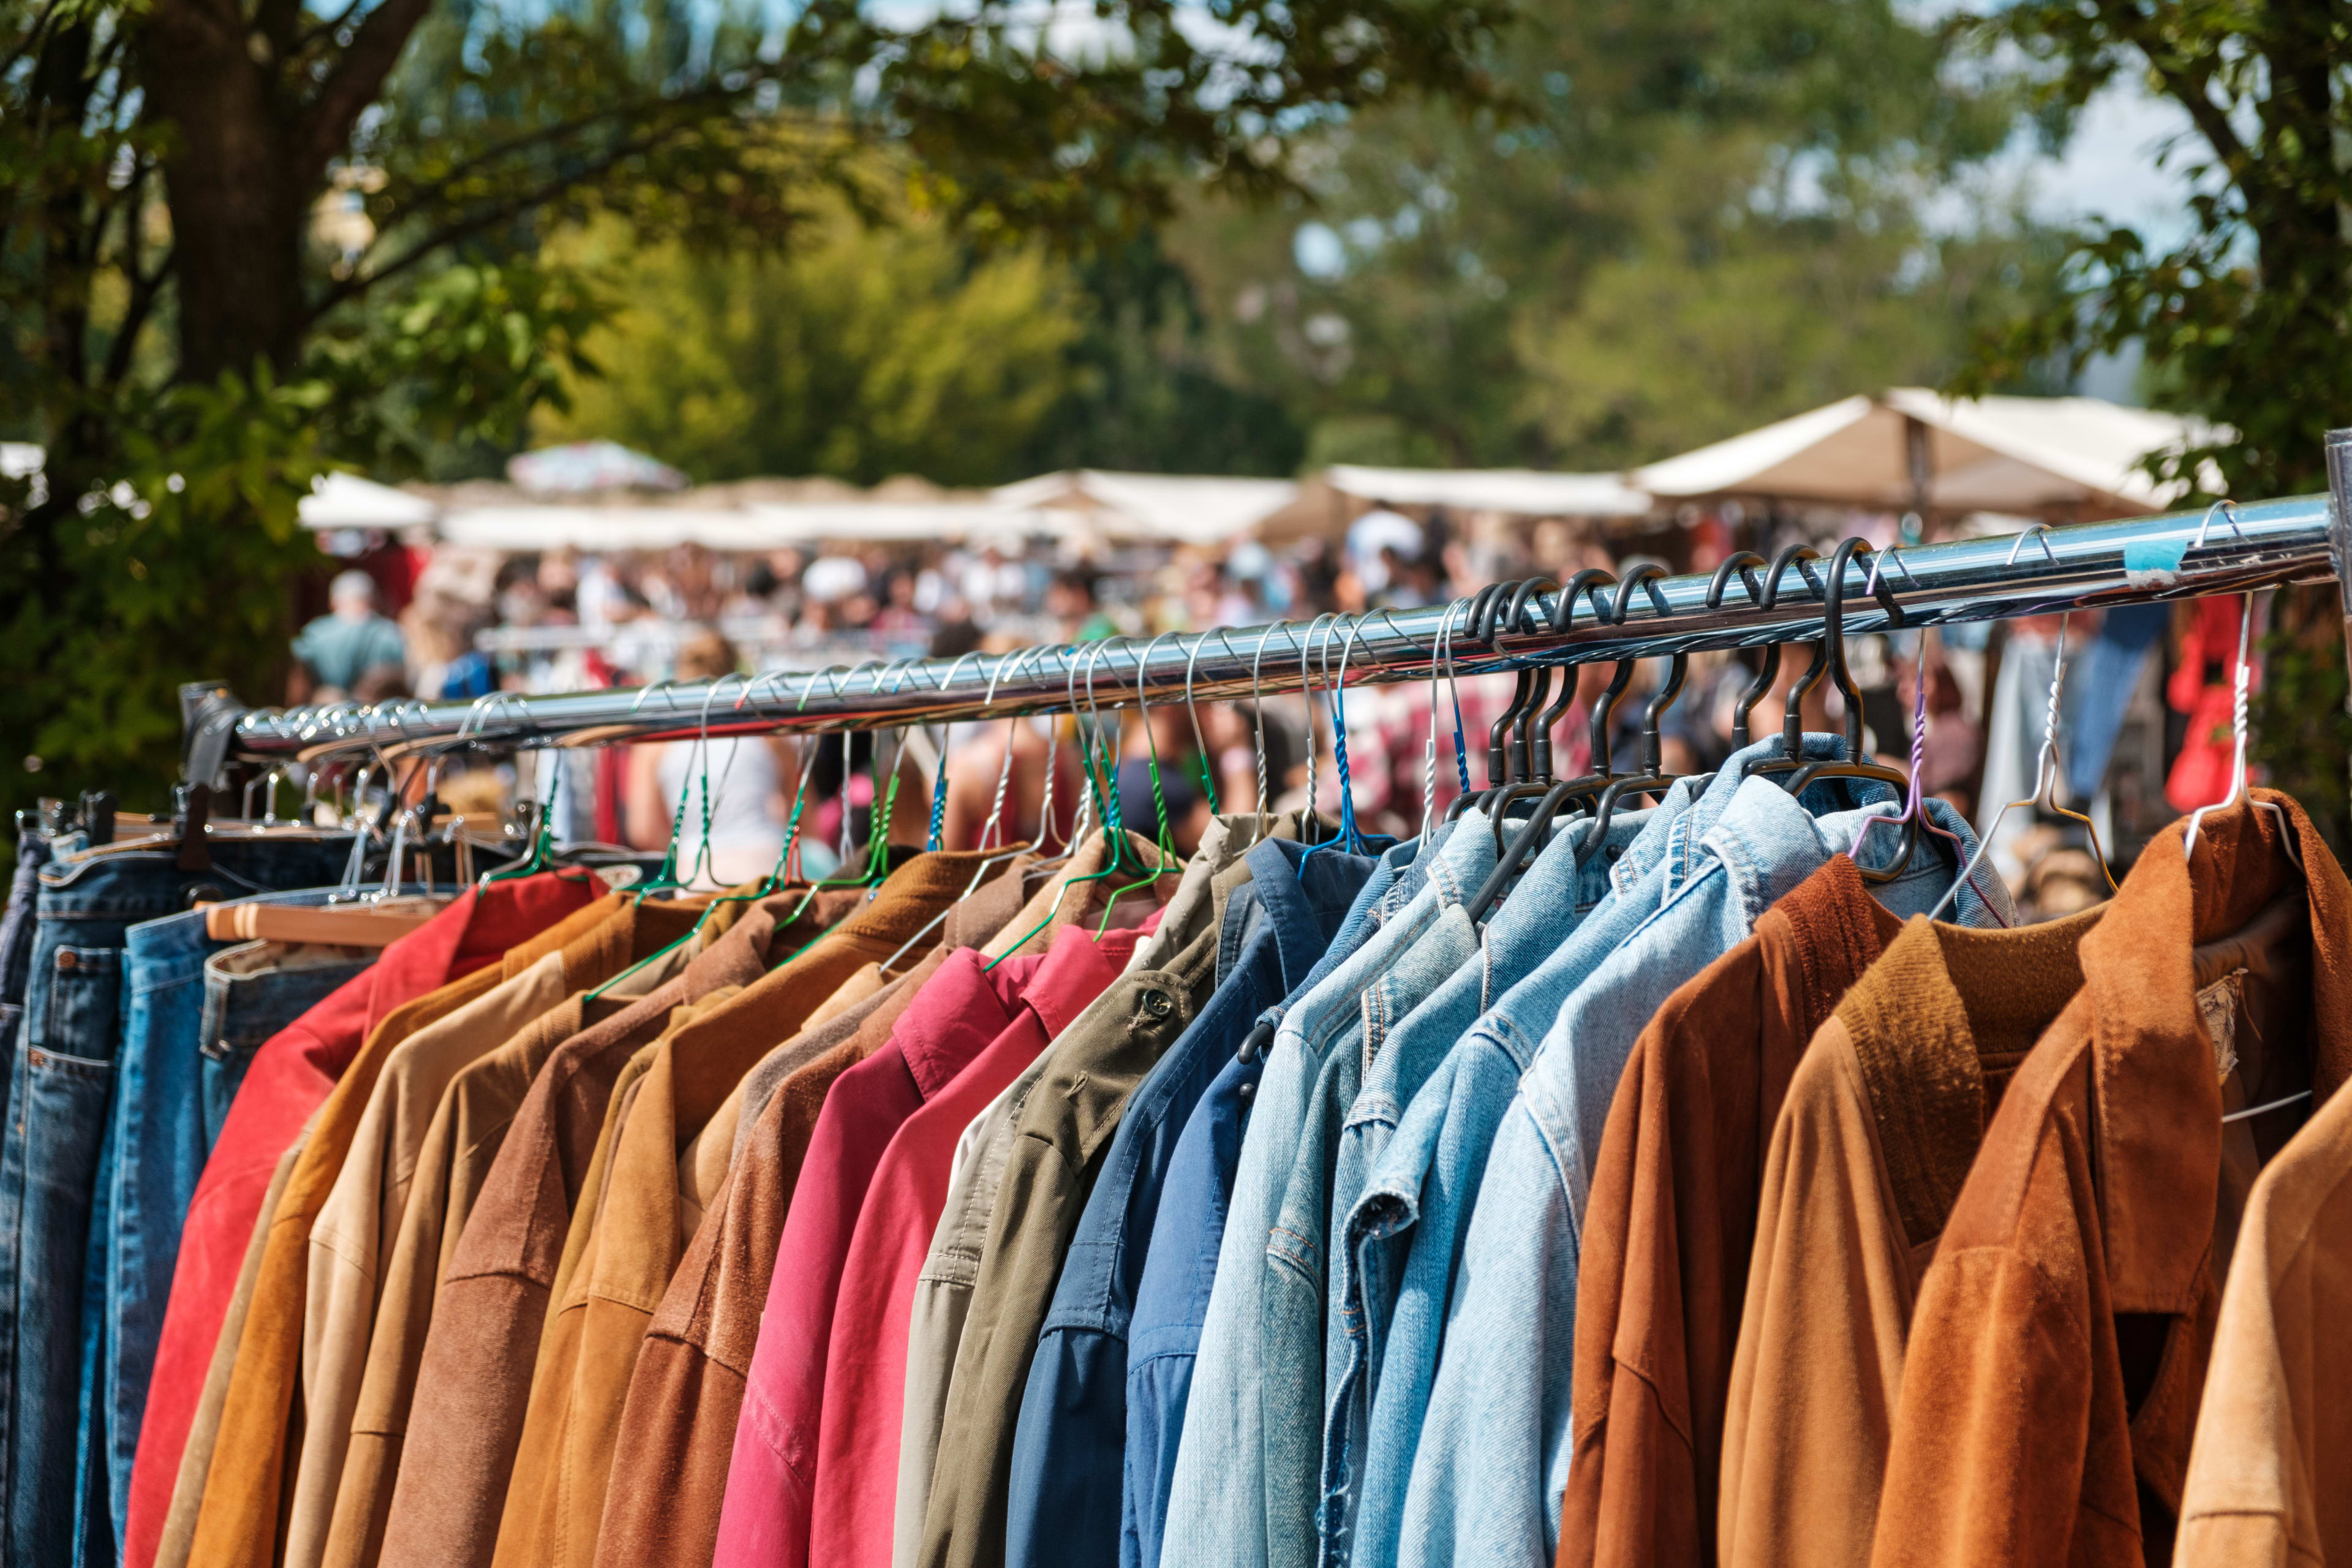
[1267,1227,1322,1281]
[28,1049,113,1076]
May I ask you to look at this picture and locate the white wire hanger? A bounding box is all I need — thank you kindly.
[1928,530,2117,922]
[2182,587,2302,872]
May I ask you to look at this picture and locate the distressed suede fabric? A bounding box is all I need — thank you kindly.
[375,886,867,1568]
[320,993,593,1568]
[1559,855,1902,1568]
[2177,1047,2352,1565]
[489,851,1000,1568]
[1871,791,2351,1568]
[1714,899,2100,1568]
[281,899,701,1568]
[328,914,745,1568]
[184,890,654,1568]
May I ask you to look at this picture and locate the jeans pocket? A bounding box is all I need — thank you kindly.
[42,949,123,1064]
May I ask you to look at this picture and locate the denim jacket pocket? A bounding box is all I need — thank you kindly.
[40,944,124,1062]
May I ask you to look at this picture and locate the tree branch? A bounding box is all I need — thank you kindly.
[377,84,775,221]
[293,0,437,178]
[102,242,176,389]
[2104,9,2247,176]
[304,129,673,320]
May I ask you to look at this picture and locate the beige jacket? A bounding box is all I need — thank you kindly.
[2178,1069,2352,1564]
[281,904,696,1568]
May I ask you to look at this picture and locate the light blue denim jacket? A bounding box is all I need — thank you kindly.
[1125,835,1420,1568]
[1311,805,1653,1566]
[1387,774,2014,1568]
[1259,827,1502,1568]
[1160,820,1491,1568]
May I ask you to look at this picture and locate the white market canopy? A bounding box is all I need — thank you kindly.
[435,500,1046,552]
[1322,464,1651,517]
[1630,390,2227,518]
[297,472,442,530]
[989,469,1301,547]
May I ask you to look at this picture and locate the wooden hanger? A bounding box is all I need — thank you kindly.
[200,897,443,948]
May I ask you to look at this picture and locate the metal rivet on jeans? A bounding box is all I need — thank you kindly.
[54,949,76,970]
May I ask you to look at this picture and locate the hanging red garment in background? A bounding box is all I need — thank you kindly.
[2165,595,2253,812]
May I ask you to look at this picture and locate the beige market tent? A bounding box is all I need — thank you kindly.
[1321,464,1651,517]
[434,500,1044,552]
[1256,464,1653,545]
[988,469,1302,548]
[1630,390,2226,519]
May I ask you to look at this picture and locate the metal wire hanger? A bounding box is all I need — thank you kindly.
[1928,536,2120,921]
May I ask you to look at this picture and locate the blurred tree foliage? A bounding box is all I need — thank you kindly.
[1163,0,2073,468]
[537,210,1087,486]
[548,214,1309,483]
[1958,0,2352,848]
[0,0,1502,834]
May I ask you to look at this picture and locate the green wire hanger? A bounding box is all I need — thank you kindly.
[1093,633,1186,936]
[876,648,1044,975]
[585,667,822,1004]
[983,641,1135,971]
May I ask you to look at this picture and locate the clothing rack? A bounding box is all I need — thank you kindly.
[211,477,2352,767]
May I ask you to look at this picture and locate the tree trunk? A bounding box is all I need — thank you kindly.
[141,0,311,381]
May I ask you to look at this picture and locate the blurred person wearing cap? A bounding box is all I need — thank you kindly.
[289,569,407,703]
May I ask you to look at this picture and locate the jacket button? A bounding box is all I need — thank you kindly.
[1141,989,1173,1019]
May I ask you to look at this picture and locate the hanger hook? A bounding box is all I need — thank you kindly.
[1248,619,1291,819]
[1185,628,1240,821]
[2192,498,2245,551]
[975,644,1041,852]
[2004,522,2058,570]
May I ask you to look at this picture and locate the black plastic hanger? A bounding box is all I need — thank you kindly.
[1580,560,1689,848]
[1473,578,1560,818]
[1482,567,1621,845]
[1778,539,1915,831]
[1683,546,1781,796]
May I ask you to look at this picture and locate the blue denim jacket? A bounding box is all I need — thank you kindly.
[1387,774,2013,1568]
[1161,822,1490,1568]
[1007,835,1381,1568]
[1313,804,1656,1566]
[1121,836,1417,1568]
[1259,828,1503,1568]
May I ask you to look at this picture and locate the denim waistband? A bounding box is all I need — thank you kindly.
[34,835,355,922]
[199,935,375,1064]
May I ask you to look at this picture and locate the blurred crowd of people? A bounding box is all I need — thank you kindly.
[309,503,2228,919]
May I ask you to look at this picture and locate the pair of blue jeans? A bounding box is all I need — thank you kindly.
[0,830,57,1118]
[0,834,352,1568]
[75,892,374,1562]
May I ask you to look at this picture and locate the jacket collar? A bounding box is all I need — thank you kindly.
[2078,788,2352,1304]
[1838,892,2098,1250]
